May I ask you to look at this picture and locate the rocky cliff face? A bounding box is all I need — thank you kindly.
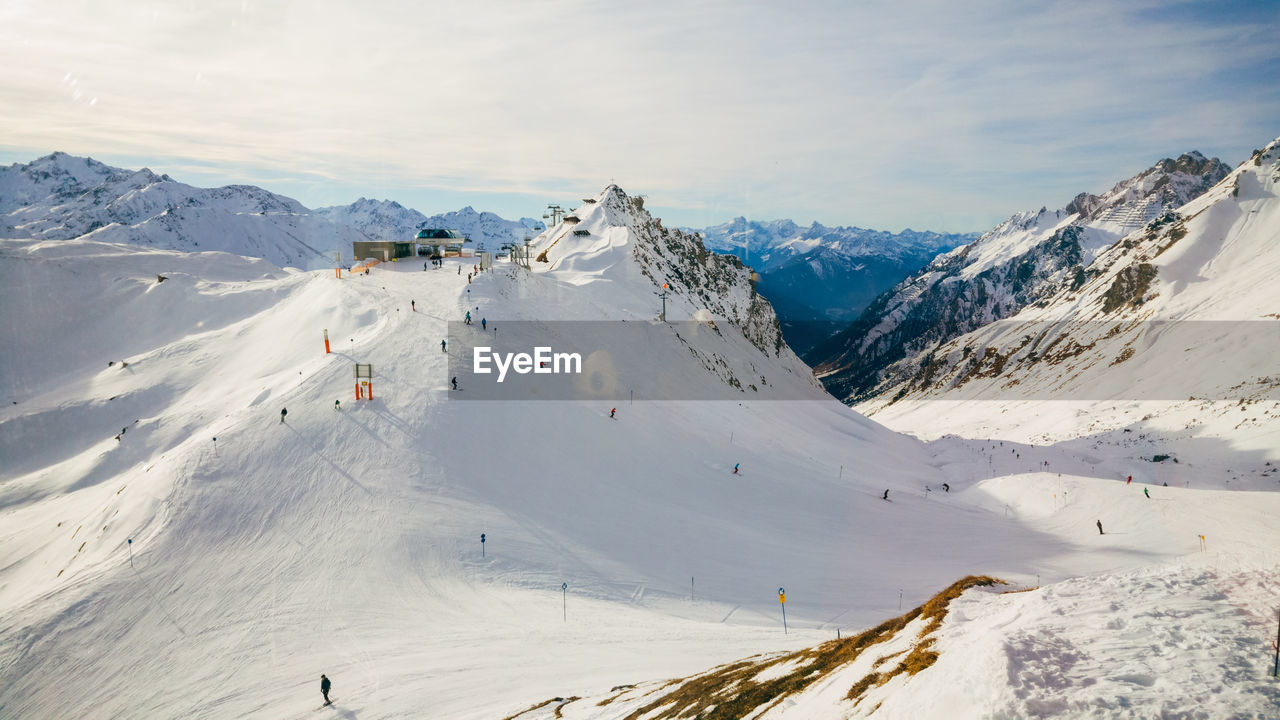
[532,185,793,360]
[854,136,1280,412]
[812,150,1231,403]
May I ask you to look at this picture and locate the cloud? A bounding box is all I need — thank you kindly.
[1,0,1276,231]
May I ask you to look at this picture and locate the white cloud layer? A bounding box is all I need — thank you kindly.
[1,0,1277,230]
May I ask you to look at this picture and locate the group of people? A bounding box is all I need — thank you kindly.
[462,311,488,330]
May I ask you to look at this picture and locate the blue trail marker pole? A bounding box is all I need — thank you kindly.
[1273,608,1279,677]
[127,538,133,568]
[778,587,787,635]
[562,582,568,622]
[212,437,217,457]
[481,533,486,558]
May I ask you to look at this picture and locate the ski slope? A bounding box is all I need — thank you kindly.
[2,186,1279,718]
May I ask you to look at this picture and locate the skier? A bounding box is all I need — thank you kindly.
[1143,487,1150,498]
[458,265,461,275]
[609,407,616,418]
[481,318,487,331]
[1126,475,1132,485]
[465,311,471,325]
[320,674,331,706]
[451,376,458,390]
[882,489,889,501]
[942,483,950,492]
[1096,519,1104,535]
[732,463,739,475]
[424,261,428,271]
[334,400,340,411]
[280,407,287,424]
[411,300,416,312]
[441,339,447,352]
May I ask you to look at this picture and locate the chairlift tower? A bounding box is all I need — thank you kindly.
[543,204,565,227]
[655,283,670,322]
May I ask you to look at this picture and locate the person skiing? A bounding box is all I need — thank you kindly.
[609,407,616,418]
[942,483,950,492]
[1096,519,1104,535]
[1143,487,1150,498]
[334,399,340,411]
[411,300,416,312]
[320,674,331,705]
[451,376,458,390]
[882,489,889,501]
[280,407,287,424]
[732,463,739,475]
[481,318,486,331]
[465,311,471,325]
[1126,475,1132,485]
[441,339,447,352]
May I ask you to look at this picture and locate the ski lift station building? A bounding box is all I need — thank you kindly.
[351,229,468,263]
[414,228,469,257]
[352,240,416,263]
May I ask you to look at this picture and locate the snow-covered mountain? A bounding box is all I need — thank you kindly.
[857,137,1280,453]
[0,152,369,269]
[2,168,1278,720]
[315,198,543,249]
[698,219,973,355]
[528,187,798,362]
[0,154,544,271]
[813,151,1231,403]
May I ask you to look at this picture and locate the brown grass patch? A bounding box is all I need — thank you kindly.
[614,575,1004,720]
[554,696,580,718]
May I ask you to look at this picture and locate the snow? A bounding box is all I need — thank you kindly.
[2,176,1279,719]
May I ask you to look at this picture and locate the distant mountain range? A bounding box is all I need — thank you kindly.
[811,150,1233,403]
[0,152,365,269]
[698,219,975,355]
[0,153,542,270]
[313,198,543,250]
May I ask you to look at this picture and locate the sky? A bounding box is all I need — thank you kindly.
[1,0,1277,233]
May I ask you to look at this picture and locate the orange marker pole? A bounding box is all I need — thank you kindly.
[324,329,331,354]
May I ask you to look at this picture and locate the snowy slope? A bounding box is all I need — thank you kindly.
[1,179,1278,720]
[814,151,1231,403]
[1,153,368,269]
